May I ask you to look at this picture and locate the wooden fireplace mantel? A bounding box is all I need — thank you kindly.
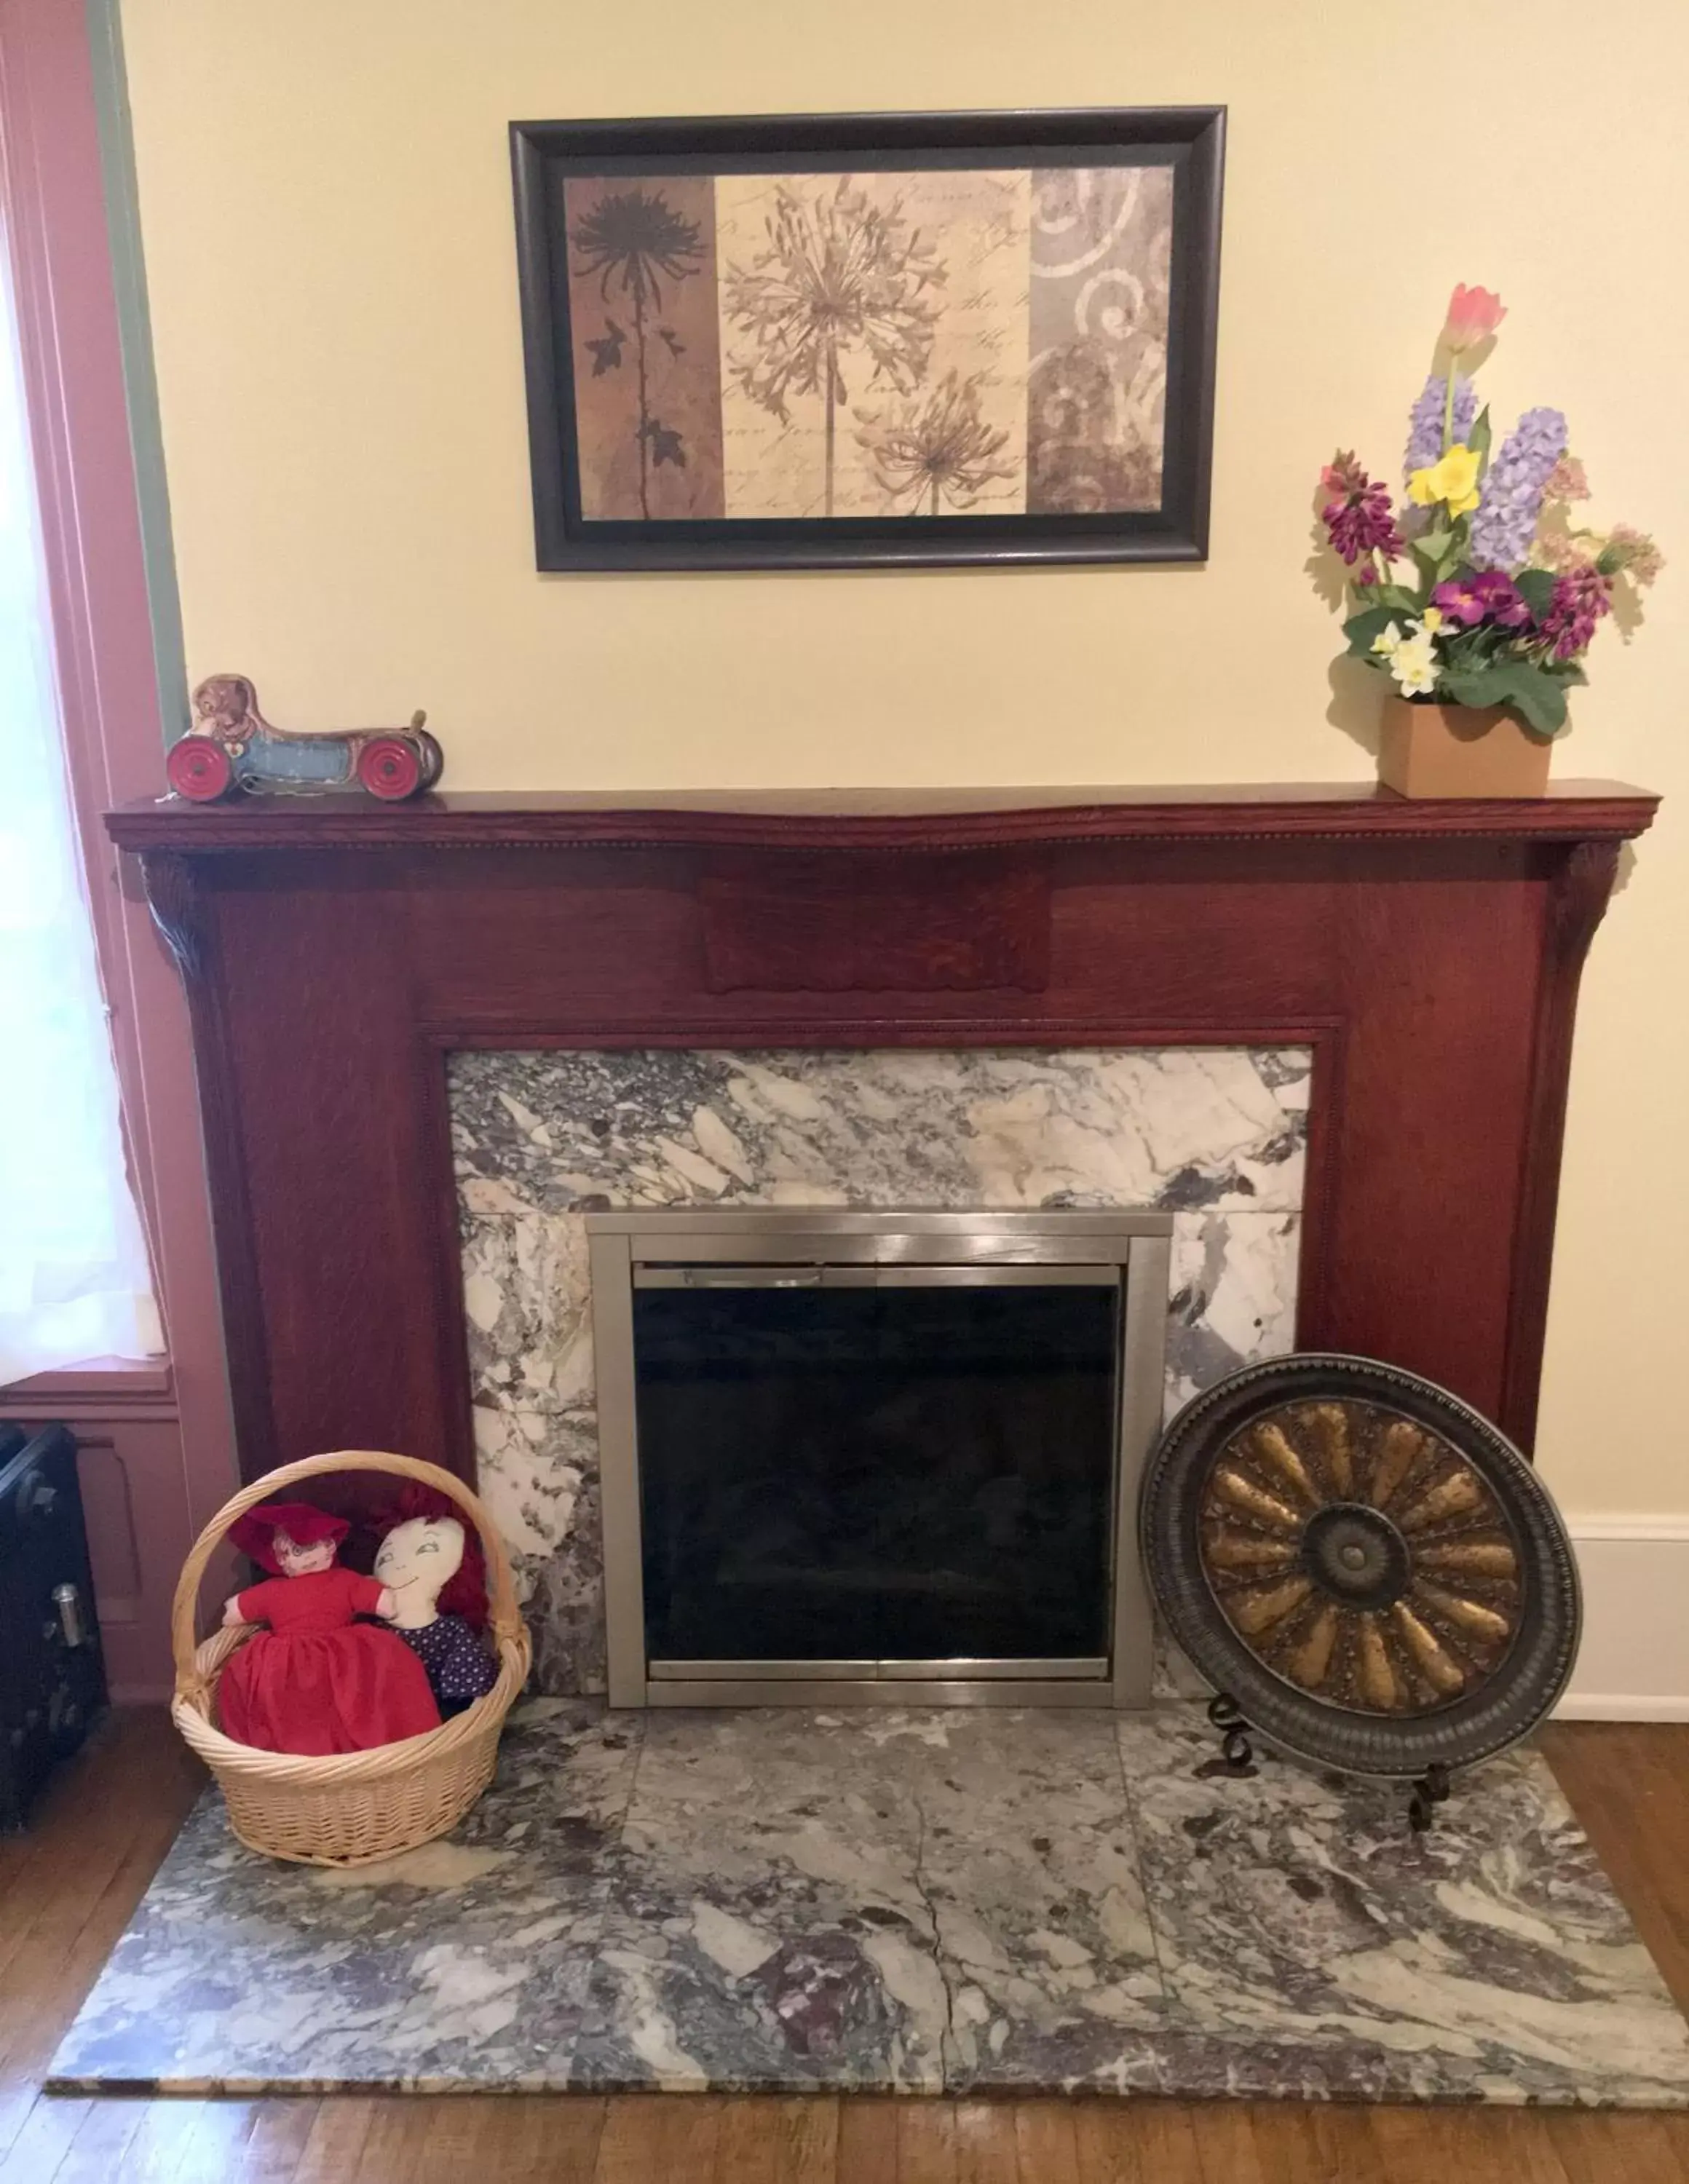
[109,782,1658,1485]
[108,780,1658,852]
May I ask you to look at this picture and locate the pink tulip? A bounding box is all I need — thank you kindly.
[1441,283,1506,354]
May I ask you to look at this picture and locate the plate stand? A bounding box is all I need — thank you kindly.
[1203,1694,1456,1835]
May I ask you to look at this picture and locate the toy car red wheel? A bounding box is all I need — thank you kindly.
[166,736,235,802]
[356,736,424,800]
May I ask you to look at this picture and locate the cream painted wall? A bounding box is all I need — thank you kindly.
[117,0,1688,1515]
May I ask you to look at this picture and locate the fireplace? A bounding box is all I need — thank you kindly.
[587,1211,1171,1706]
[108,783,1656,1701]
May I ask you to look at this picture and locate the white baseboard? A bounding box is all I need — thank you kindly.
[1554,1519,1689,1723]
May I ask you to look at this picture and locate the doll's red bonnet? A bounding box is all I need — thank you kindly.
[229,1500,350,1575]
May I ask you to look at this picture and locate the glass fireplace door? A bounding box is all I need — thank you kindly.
[633,1268,1120,1674]
[586,1211,1172,1709]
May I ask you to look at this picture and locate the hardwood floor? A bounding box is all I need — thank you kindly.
[1,1713,1686,2181]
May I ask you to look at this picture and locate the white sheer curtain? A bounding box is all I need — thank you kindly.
[0,218,160,1382]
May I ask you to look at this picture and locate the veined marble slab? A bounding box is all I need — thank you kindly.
[449,1047,1308,1693]
[50,1704,1689,2105]
[1114,1714,1689,2104]
[45,1703,636,2094]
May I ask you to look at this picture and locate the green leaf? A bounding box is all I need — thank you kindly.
[1413,530,1454,567]
[1341,606,1402,658]
[1374,584,1423,613]
[1440,665,1511,708]
[1467,405,1492,464]
[1514,568,1557,619]
[1504,666,1570,737]
[1443,660,1571,737]
[1439,629,1492,673]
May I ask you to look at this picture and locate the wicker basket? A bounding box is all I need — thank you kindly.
[171,1449,532,1867]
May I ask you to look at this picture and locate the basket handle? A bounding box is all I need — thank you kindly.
[171,1449,526,1694]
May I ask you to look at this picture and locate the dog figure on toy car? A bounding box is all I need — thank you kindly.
[166,673,441,802]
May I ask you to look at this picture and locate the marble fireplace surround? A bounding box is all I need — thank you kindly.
[451,1045,1309,1693]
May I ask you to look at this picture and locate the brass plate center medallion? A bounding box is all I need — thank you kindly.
[1196,1397,1522,1717]
[1300,1503,1410,1610]
[1142,1356,1580,1779]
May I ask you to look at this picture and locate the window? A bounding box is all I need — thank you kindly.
[0,215,159,1382]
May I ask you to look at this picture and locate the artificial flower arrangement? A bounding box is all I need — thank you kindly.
[1320,284,1663,738]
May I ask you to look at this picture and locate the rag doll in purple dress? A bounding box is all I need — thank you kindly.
[371,1502,498,1717]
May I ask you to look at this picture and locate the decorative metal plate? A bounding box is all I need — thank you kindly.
[1139,1355,1581,1778]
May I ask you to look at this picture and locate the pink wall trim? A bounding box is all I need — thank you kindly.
[0,0,237,1694]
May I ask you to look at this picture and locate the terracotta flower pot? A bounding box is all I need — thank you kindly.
[1377,697,1554,799]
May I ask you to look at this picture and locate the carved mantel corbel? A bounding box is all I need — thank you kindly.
[138,849,204,985]
[1548,838,1625,970]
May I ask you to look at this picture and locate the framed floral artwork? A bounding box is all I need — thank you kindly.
[510,108,1225,570]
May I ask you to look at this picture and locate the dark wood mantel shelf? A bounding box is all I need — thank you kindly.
[108,780,1658,852]
[109,781,1658,1487]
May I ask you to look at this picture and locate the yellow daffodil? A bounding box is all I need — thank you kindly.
[1406,445,1482,518]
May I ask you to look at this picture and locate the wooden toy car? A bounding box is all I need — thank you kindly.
[165,675,443,802]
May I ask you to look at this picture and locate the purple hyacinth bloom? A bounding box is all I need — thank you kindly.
[1470,407,1569,571]
[1432,568,1531,629]
[1404,371,1476,482]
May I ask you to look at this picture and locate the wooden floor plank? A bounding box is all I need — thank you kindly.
[893,2099,960,2183]
[108,2100,229,2184]
[347,2095,443,2183]
[1300,2104,1387,2183]
[1187,2102,1286,2184]
[0,2092,90,2184]
[416,2094,606,2183]
[1369,2105,1576,2183]
[1545,1725,1689,2011]
[232,2099,322,2184]
[0,1715,202,2138]
[1232,2101,1362,2184]
[593,2092,725,2183]
[514,2096,612,2182]
[1012,2100,1082,2184]
[1551,2110,1689,2184]
[291,2097,379,2183]
[37,2094,148,2184]
[1072,2102,1203,2184]
[0,2092,44,2172]
[162,2099,263,2184]
[0,1720,152,2000]
[711,2097,838,2184]
[952,2099,1018,2184]
[837,2098,901,2182]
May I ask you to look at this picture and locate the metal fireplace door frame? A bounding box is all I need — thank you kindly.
[585,1209,1173,1711]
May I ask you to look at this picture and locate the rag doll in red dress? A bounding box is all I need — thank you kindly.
[217,1502,441,1755]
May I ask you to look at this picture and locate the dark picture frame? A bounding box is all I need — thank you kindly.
[510,108,1225,571]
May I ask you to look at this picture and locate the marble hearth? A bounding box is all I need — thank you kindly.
[450,1046,1308,1693]
[50,1701,1689,2102]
